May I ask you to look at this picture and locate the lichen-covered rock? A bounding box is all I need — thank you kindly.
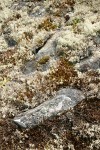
[14,88,85,128]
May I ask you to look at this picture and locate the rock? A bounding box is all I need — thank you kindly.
[93,32,100,46]
[21,60,37,74]
[13,88,85,128]
[4,35,17,47]
[57,88,85,103]
[64,15,70,22]
[76,56,100,72]
[35,31,59,59]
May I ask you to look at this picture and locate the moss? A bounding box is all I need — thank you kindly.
[15,13,21,19]
[23,31,33,40]
[0,49,29,66]
[49,58,77,90]
[74,97,100,123]
[72,18,81,29]
[0,49,16,65]
[38,18,57,31]
[37,39,43,45]
[38,56,50,65]
[16,81,34,103]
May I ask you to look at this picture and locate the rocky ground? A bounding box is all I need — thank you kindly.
[0,0,100,149]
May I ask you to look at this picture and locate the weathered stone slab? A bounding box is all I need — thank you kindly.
[13,88,85,128]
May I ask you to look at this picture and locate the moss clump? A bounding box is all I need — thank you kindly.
[38,18,57,31]
[38,56,50,65]
[72,18,81,29]
[49,58,77,89]
[16,81,34,103]
[0,49,16,65]
[23,31,33,40]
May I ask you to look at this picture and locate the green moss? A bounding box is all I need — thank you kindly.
[72,18,81,28]
[38,56,50,64]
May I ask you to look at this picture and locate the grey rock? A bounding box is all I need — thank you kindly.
[35,32,58,60]
[29,6,46,17]
[1,24,12,35]
[93,35,100,46]
[21,60,37,74]
[13,88,85,128]
[57,88,85,103]
[4,35,17,47]
[76,57,100,72]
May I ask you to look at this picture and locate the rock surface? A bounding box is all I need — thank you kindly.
[14,88,85,128]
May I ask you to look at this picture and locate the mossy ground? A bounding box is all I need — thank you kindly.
[0,98,99,150]
[48,57,77,90]
[38,18,57,31]
[0,0,100,149]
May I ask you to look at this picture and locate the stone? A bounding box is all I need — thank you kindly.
[93,34,100,46]
[4,35,17,47]
[77,57,100,72]
[13,88,85,128]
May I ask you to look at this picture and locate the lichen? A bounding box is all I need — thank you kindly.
[0,0,100,149]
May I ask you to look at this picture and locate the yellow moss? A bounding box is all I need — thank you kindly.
[38,56,50,65]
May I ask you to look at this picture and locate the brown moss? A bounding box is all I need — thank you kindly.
[37,39,44,45]
[0,49,17,65]
[23,31,33,40]
[86,70,99,77]
[38,18,57,31]
[0,97,99,150]
[51,0,75,17]
[0,48,30,66]
[74,98,100,123]
[49,57,77,90]
[38,56,50,65]
[16,81,34,103]
[73,70,100,91]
